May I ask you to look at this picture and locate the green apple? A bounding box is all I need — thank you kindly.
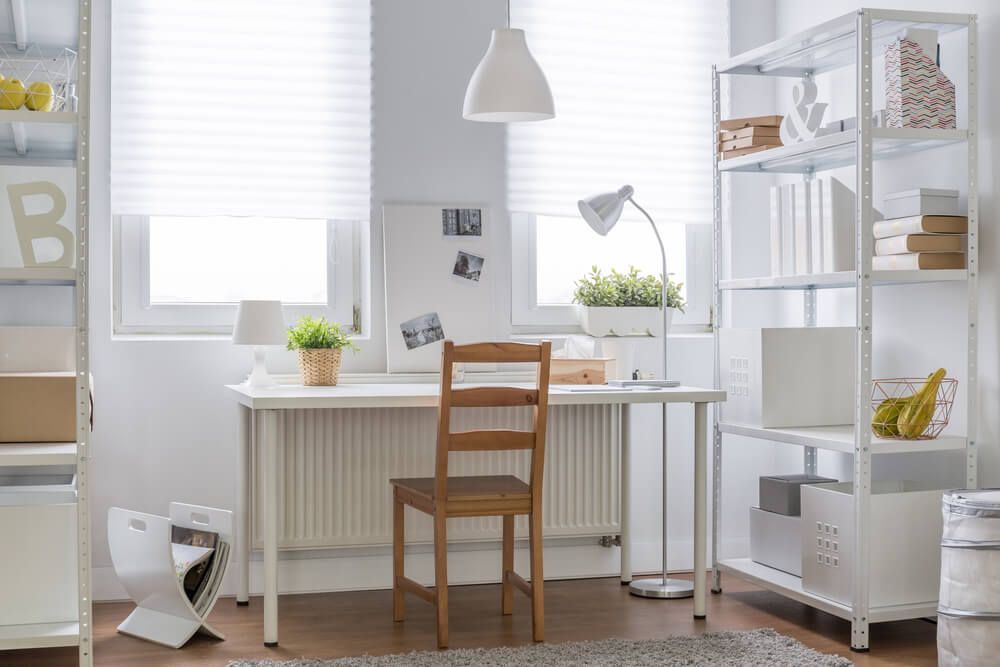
[25,81,54,112]
[0,79,26,110]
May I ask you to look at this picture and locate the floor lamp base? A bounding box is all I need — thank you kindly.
[628,578,694,599]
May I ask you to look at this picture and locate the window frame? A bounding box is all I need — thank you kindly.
[113,215,361,336]
[510,213,713,333]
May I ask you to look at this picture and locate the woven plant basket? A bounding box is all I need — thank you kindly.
[298,348,343,386]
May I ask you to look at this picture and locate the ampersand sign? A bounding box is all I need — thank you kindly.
[779,77,828,145]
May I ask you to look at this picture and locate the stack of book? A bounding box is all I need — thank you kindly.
[873,214,967,270]
[719,115,783,160]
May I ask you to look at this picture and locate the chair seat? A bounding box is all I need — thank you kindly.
[391,474,530,501]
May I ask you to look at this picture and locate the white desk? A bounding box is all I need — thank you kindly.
[226,382,725,646]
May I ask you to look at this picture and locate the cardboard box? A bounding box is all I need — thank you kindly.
[550,358,615,385]
[719,327,856,428]
[0,372,77,443]
[749,507,802,576]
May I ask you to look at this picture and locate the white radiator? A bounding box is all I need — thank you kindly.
[252,405,620,549]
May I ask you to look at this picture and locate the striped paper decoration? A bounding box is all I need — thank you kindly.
[885,38,956,129]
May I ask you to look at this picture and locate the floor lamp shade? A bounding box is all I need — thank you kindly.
[232,300,286,346]
[463,28,555,122]
[578,185,635,235]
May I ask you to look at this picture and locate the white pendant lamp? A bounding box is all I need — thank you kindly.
[462,0,554,122]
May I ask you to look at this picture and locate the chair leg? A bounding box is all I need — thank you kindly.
[434,510,449,649]
[529,509,544,642]
[392,491,405,622]
[502,514,514,615]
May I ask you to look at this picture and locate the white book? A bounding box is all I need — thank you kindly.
[769,186,783,276]
[875,234,965,256]
[794,181,811,274]
[872,215,968,239]
[872,252,965,270]
[808,179,825,272]
[780,184,796,276]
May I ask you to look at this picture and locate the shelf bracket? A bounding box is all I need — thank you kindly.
[10,122,28,156]
[10,0,28,51]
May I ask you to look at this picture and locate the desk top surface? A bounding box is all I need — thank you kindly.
[226,382,725,410]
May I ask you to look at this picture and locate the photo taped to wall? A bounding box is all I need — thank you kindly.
[452,250,485,282]
[400,312,446,350]
[442,208,482,236]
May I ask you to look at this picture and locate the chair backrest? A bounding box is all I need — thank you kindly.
[434,341,552,504]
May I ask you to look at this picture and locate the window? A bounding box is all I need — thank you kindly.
[507,0,727,330]
[110,0,371,334]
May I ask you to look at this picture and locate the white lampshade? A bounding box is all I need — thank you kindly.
[578,185,635,235]
[463,28,555,122]
[232,300,286,346]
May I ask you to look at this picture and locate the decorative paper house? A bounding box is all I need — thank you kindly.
[885,37,956,129]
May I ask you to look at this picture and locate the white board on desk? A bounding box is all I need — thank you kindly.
[382,203,497,373]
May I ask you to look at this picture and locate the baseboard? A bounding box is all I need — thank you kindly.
[94,538,749,602]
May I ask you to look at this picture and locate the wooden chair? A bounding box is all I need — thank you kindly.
[390,340,552,648]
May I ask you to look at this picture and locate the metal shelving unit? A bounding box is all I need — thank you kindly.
[710,8,977,652]
[0,0,92,664]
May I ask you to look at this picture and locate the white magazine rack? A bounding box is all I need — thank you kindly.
[108,502,232,648]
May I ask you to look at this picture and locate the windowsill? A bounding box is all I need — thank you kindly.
[112,332,376,343]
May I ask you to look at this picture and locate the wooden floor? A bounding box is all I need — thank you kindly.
[7,574,936,666]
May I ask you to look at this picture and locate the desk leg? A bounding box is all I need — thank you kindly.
[262,409,281,647]
[236,405,251,606]
[693,402,708,619]
[620,403,631,584]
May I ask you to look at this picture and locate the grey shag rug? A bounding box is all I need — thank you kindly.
[228,628,852,666]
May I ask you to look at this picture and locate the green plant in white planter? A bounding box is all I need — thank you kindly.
[573,266,685,337]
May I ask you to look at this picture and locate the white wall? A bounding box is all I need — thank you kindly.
[1,0,790,599]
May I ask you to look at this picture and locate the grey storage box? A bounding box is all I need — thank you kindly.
[760,474,837,516]
[749,507,801,576]
[883,188,959,219]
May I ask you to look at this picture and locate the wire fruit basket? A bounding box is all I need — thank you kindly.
[870,377,958,440]
[0,42,77,112]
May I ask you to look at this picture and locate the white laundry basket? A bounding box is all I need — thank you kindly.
[938,489,1000,667]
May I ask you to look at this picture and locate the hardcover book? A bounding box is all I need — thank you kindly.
[875,234,964,256]
[872,252,965,270]
[873,215,967,239]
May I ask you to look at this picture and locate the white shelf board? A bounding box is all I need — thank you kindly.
[720,269,967,291]
[719,128,967,174]
[718,558,937,623]
[0,267,76,285]
[0,110,77,124]
[717,9,971,77]
[718,422,967,455]
[0,442,77,467]
[0,621,79,650]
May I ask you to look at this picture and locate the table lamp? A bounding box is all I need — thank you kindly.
[578,185,692,601]
[232,300,287,389]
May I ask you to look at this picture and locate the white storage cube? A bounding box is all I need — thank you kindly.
[883,188,959,219]
[0,476,77,626]
[719,327,855,428]
[749,507,801,576]
[801,481,943,608]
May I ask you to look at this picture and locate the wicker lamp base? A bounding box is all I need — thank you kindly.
[298,348,343,386]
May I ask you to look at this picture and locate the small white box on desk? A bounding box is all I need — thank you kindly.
[719,327,855,428]
[801,481,943,608]
[749,507,801,576]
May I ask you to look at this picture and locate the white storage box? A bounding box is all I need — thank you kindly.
[719,327,855,428]
[883,188,959,219]
[0,471,78,626]
[801,481,943,608]
[749,507,801,576]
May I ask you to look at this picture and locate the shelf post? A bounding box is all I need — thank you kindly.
[710,63,724,594]
[965,15,979,490]
[850,8,874,653]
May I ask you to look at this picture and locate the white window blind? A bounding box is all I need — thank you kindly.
[507,0,728,225]
[110,0,372,221]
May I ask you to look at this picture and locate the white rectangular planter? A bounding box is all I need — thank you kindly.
[719,327,855,428]
[749,507,802,576]
[579,306,671,338]
[0,484,77,626]
[801,481,943,608]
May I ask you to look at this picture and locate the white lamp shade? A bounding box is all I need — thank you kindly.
[578,185,634,235]
[232,300,287,346]
[463,28,555,122]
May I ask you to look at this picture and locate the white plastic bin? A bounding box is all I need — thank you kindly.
[801,481,943,608]
[938,489,1000,667]
[0,469,78,626]
[719,327,855,428]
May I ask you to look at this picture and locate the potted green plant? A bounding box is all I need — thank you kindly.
[286,316,358,386]
[573,266,685,337]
